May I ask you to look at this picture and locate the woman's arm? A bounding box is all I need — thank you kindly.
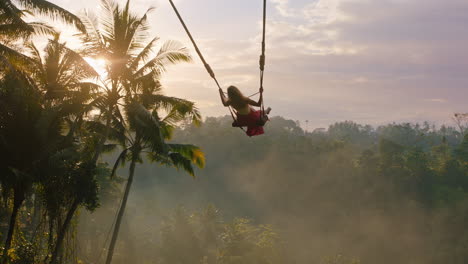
[246,87,263,107]
[219,88,230,106]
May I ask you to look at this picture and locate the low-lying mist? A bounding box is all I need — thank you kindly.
[78,116,468,264]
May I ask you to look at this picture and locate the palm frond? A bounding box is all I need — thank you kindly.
[169,152,195,177]
[134,40,191,77]
[127,7,155,54]
[24,41,42,64]
[157,40,192,63]
[70,82,102,93]
[0,22,33,39]
[143,94,201,126]
[19,0,85,32]
[126,101,166,153]
[59,41,99,78]
[168,144,205,169]
[161,108,185,127]
[133,71,162,94]
[99,0,116,42]
[27,22,56,36]
[146,151,195,177]
[129,36,158,71]
[0,0,24,21]
[85,120,126,145]
[24,41,47,80]
[0,42,34,67]
[88,95,108,111]
[78,10,106,57]
[110,110,127,145]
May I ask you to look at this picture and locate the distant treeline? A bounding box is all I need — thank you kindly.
[77,116,468,264]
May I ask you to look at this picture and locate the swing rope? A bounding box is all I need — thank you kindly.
[167,0,219,88]
[167,0,267,127]
[259,0,267,115]
[167,0,242,130]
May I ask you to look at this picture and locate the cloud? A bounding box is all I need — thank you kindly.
[303,0,343,23]
[255,0,468,126]
[424,99,448,103]
[271,0,295,17]
[52,0,468,127]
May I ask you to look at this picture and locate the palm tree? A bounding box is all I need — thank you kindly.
[25,34,98,101]
[0,73,80,264]
[78,1,205,263]
[0,35,97,263]
[105,98,205,264]
[23,35,104,264]
[0,72,43,264]
[79,0,196,166]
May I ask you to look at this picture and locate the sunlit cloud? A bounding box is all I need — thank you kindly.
[270,0,295,17]
[45,0,468,128]
[303,0,345,24]
[424,98,448,103]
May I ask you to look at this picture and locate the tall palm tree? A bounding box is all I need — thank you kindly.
[79,1,204,263]
[79,0,196,166]
[0,35,97,263]
[105,98,204,264]
[0,73,82,264]
[24,35,104,264]
[0,74,40,264]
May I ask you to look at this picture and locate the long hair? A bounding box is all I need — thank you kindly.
[227,85,248,108]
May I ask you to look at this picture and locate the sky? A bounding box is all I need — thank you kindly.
[47,0,468,129]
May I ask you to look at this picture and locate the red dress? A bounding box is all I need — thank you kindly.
[235,109,265,137]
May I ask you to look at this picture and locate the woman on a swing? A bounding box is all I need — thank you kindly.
[219,86,271,137]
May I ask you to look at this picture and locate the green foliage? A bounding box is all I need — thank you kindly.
[0,7,107,261]
[74,2,205,264]
[454,134,468,162]
[157,206,285,264]
[73,116,468,264]
[152,117,468,264]
[9,241,35,264]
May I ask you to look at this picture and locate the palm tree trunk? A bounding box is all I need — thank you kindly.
[47,218,55,251]
[92,110,113,164]
[105,156,138,264]
[2,195,24,264]
[49,199,79,264]
[30,194,41,238]
[42,217,55,264]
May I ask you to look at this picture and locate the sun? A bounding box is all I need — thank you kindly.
[84,57,108,79]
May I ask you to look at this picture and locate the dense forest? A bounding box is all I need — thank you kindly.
[0,0,467,264]
[76,116,468,264]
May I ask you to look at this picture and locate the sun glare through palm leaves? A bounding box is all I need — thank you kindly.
[84,57,108,79]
